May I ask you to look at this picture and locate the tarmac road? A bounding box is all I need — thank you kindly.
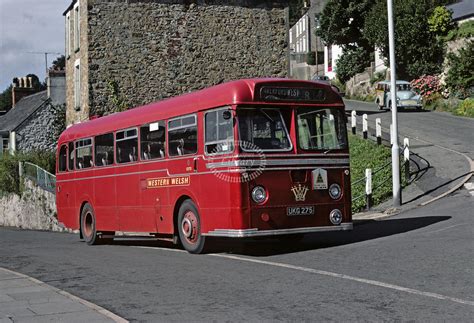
[1,187,473,321]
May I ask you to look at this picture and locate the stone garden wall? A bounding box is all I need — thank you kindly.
[86,0,289,116]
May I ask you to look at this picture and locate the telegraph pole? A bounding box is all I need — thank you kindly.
[26,51,62,75]
[387,0,401,206]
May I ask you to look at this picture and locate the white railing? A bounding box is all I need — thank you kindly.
[20,162,56,193]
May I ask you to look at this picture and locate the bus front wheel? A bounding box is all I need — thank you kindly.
[178,200,206,254]
[80,203,103,245]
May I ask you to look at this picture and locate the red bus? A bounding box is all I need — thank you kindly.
[56,79,352,253]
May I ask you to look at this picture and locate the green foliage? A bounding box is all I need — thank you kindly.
[107,80,129,113]
[289,0,306,26]
[364,0,446,80]
[454,98,474,118]
[0,85,13,112]
[0,151,56,196]
[335,47,373,83]
[51,55,65,70]
[317,0,376,52]
[370,71,386,85]
[349,134,392,212]
[445,20,474,41]
[428,6,453,35]
[445,40,474,99]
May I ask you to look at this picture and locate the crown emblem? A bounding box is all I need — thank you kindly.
[291,184,309,202]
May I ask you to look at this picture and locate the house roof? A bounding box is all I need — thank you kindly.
[447,0,474,22]
[0,91,49,135]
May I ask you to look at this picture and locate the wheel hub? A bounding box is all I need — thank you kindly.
[182,211,198,243]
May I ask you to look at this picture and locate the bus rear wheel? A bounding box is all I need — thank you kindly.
[80,203,108,245]
[178,200,206,254]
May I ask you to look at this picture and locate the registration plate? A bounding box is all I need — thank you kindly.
[287,206,315,216]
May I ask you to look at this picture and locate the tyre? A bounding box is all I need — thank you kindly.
[80,203,107,245]
[177,200,206,254]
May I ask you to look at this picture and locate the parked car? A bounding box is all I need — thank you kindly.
[312,75,331,84]
[375,80,423,110]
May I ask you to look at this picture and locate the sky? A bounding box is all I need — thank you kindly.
[0,0,67,91]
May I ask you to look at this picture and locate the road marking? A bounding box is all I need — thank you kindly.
[208,253,474,307]
[423,223,467,235]
[132,245,474,307]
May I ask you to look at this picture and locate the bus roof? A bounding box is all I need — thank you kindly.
[59,78,341,143]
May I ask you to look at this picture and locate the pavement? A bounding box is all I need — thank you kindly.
[0,267,127,323]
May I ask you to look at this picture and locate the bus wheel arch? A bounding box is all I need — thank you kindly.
[174,196,206,254]
[78,201,90,239]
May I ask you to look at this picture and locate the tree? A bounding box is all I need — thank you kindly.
[428,6,453,35]
[364,0,449,80]
[0,85,13,112]
[51,55,65,70]
[289,0,307,26]
[335,47,374,83]
[317,0,376,53]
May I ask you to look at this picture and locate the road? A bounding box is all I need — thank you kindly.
[1,104,473,321]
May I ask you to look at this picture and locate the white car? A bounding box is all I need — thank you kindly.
[375,80,423,110]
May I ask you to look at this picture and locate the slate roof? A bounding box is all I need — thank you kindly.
[447,0,474,22]
[0,91,49,135]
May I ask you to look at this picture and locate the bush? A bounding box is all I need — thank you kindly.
[445,40,474,99]
[335,47,373,83]
[0,151,56,195]
[454,98,474,118]
[445,20,474,41]
[410,75,442,99]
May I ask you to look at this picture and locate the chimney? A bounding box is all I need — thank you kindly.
[47,68,66,106]
[12,76,36,107]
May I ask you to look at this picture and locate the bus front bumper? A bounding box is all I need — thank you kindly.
[203,222,353,238]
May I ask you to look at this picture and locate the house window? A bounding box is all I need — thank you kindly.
[1,138,9,155]
[73,2,80,51]
[65,12,71,57]
[74,59,81,110]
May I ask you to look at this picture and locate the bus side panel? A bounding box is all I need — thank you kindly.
[94,167,118,231]
[56,172,77,230]
[116,165,143,232]
[139,161,169,233]
[198,173,248,233]
[74,170,95,228]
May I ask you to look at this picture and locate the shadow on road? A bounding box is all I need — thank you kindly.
[110,216,450,256]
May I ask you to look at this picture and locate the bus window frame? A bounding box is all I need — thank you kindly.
[115,127,139,165]
[139,121,166,162]
[236,107,293,153]
[68,142,75,171]
[94,132,115,168]
[167,113,198,158]
[203,106,235,156]
[75,137,94,170]
[58,144,68,173]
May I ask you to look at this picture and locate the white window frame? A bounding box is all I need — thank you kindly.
[74,59,81,110]
[73,1,80,51]
[204,107,235,156]
[65,12,71,57]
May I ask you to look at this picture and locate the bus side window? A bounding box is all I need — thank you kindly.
[168,115,197,157]
[205,108,234,155]
[58,145,67,172]
[68,142,74,170]
[140,121,166,160]
[116,128,138,163]
[95,133,114,166]
[75,138,93,169]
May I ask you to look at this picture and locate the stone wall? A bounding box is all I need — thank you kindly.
[16,103,65,152]
[0,179,64,232]
[87,0,289,117]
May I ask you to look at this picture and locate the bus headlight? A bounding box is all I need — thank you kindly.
[251,186,267,204]
[328,183,342,200]
[329,209,343,225]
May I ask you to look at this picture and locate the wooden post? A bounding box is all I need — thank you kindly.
[362,114,368,139]
[365,168,372,210]
[376,118,382,145]
[351,111,357,134]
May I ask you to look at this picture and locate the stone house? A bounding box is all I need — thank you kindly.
[0,71,66,155]
[63,0,290,126]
